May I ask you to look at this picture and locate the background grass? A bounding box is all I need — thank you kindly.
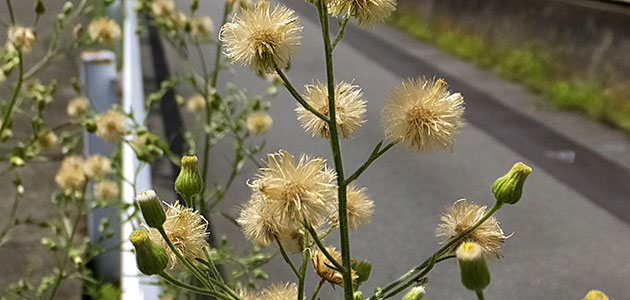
[390,8,630,132]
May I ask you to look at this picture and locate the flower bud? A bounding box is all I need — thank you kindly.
[582,290,608,300]
[492,162,532,205]
[129,230,169,275]
[353,291,364,300]
[403,286,425,300]
[175,156,203,205]
[136,190,166,228]
[456,242,490,292]
[83,119,97,133]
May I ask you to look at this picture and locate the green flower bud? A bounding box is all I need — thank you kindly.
[353,291,363,300]
[129,230,168,275]
[492,162,532,205]
[582,290,608,300]
[175,156,203,205]
[456,242,490,292]
[83,119,97,133]
[136,190,166,228]
[402,286,425,300]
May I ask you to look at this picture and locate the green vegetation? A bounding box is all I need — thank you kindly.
[391,9,630,131]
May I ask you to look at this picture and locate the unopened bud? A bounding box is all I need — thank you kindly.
[582,290,608,300]
[175,156,203,205]
[83,119,97,133]
[353,291,363,300]
[136,190,166,228]
[129,230,168,275]
[456,242,490,292]
[492,162,532,205]
[402,286,425,300]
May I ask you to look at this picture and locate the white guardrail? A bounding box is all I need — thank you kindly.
[82,0,160,298]
[120,0,161,298]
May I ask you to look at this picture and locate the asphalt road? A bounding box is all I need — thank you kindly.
[150,1,630,299]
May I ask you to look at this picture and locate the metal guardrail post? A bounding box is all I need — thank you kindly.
[80,50,122,285]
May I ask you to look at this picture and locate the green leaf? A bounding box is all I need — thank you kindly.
[353,261,372,288]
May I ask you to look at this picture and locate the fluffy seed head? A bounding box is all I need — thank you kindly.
[329,0,397,27]
[344,184,374,230]
[39,131,59,150]
[67,97,89,118]
[151,0,175,16]
[55,155,87,193]
[191,16,214,37]
[382,78,464,151]
[220,0,303,75]
[88,17,121,43]
[94,180,119,200]
[84,154,111,179]
[260,283,298,300]
[148,202,209,267]
[436,199,506,258]
[248,150,337,230]
[96,110,128,143]
[7,26,36,53]
[186,94,207,112]
[247,112,273,135]
[238,195,284,247]
[297,81,366,139]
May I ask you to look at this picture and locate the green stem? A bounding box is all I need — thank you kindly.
[368,203,502,300]
[274,67,329,122]
[297,247,310,300]
[331,17,350,50]
[157,227,215,291]
[304,223,344,271]
[276,236,300,278]
[48,190,85,300]
[0,50,23,141]
[310,279,326,300]
[159,272,229,299]
[316,2,353,300]
[346,141,396,184]
[200,0,231,215]
[4,0,15,24]
[475,290,485,300]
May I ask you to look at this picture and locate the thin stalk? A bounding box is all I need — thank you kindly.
[297,247,310,300]
[5,0,15,24]
[276,236,300,278]
[310,279,326,300]
[475,290,485,300]
[157,228,215,291]
[368,203,502,300]
[331,17,350,50]
[160,272,229,299]
[346,141,396,184]
[316,1,353,300]
[0,50,23,141]
[274,67,329,122]
[304,223,344,271]
[200,0,231,214]
[48,191,86,300]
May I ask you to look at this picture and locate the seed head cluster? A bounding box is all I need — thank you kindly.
[220,0,303,75]
[7,26,36,53]
[329,0,397,27]
[148,202,210,267]
[436,199,506,258]
[381,78,464,152]
[238,150,337,246]
[296,81,366,139]
[88,17,121,44]
[55,156,87,193]
[96,109,128,143]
